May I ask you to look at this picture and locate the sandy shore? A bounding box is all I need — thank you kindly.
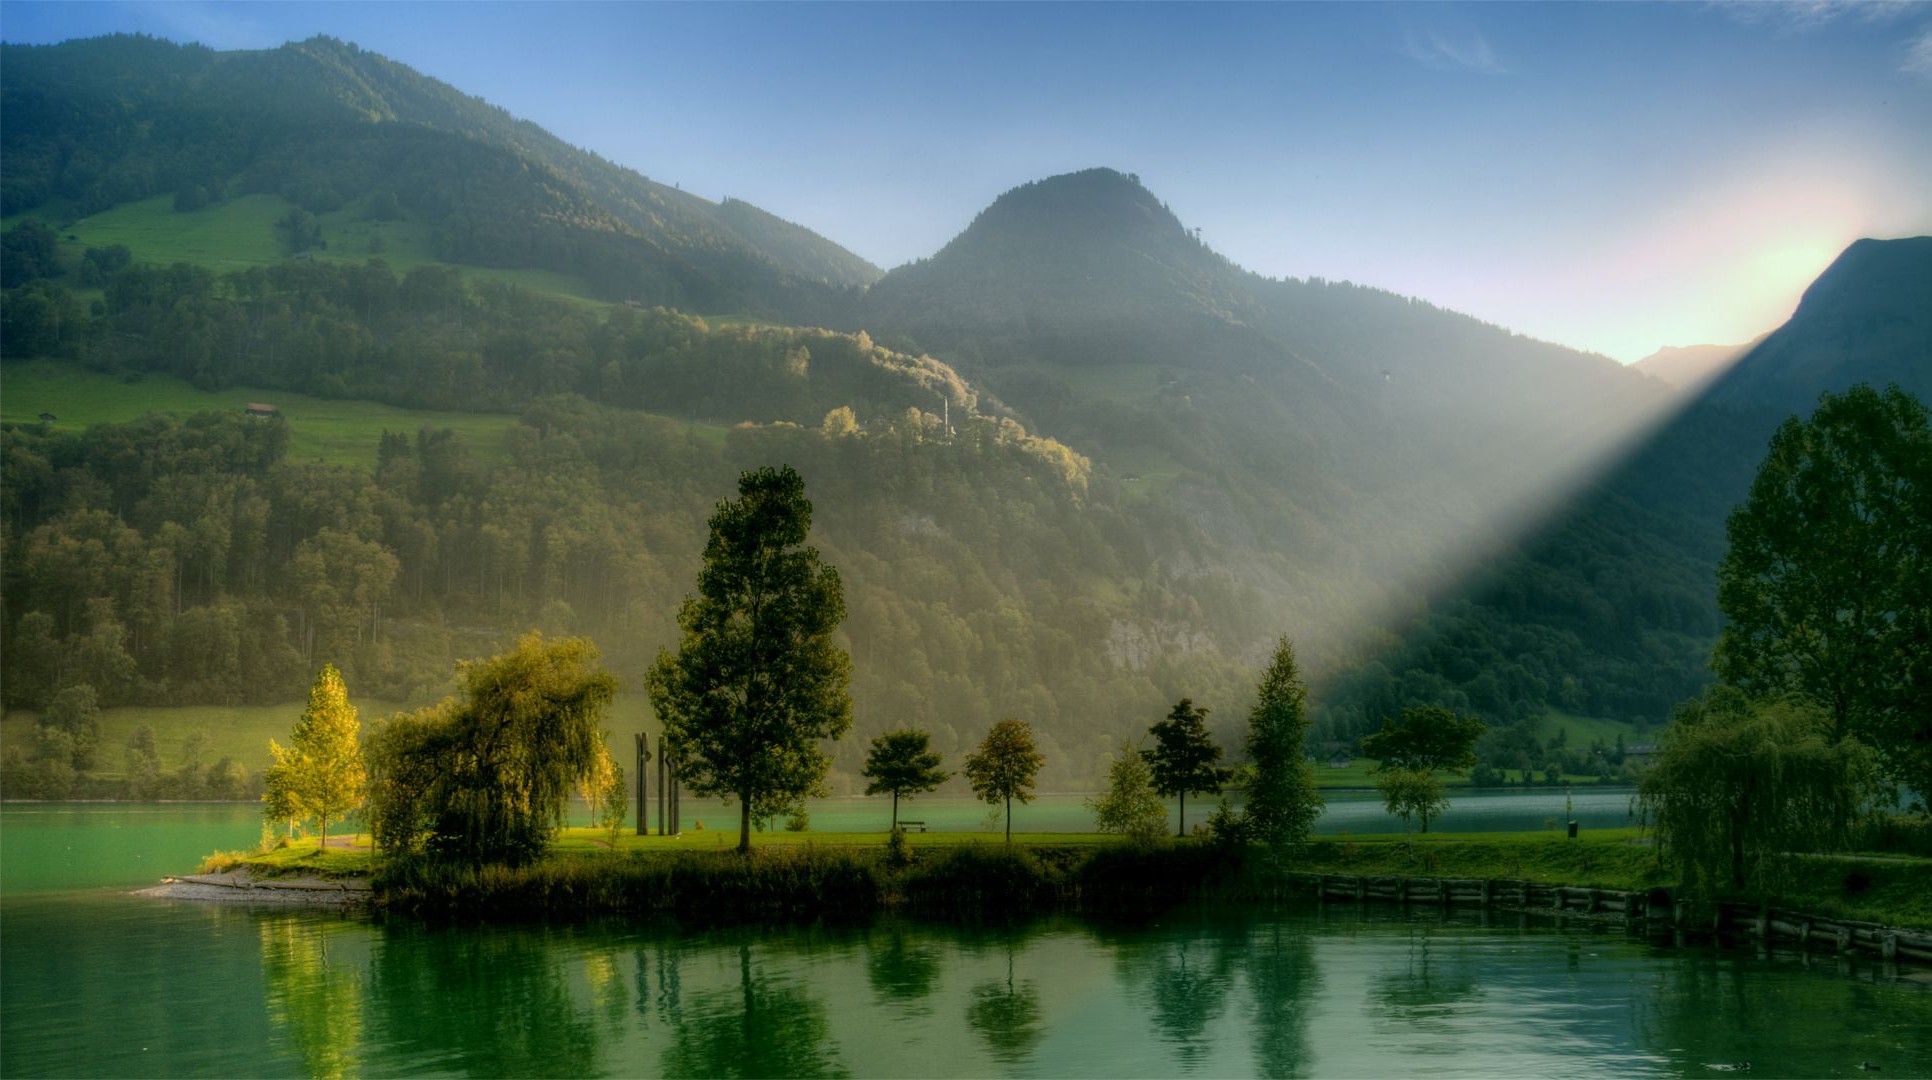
[136,868,372,908]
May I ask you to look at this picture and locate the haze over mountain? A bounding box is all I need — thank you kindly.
[1633,340,1759,393]
[3,32,1928,788]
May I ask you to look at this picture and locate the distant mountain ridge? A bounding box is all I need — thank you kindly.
[1634,340,1758,392]
[0,33,880,318]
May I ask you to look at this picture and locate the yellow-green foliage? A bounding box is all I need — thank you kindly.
[263,665,367,848]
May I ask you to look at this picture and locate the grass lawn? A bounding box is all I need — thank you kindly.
[1,362,523,471]
[54,193,606,307]
[1542,709,1647,747]
[2,696,408,781]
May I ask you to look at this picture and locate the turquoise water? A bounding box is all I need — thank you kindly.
[3,805,1928,1077]
[647,785,1640,836]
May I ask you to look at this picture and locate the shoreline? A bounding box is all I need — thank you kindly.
[144,833,1932,956]
[137,867,371,907]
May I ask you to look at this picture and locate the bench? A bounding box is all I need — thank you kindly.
[898,821,928,833]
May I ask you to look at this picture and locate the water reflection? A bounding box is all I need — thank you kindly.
[170,899,1932,1078]
[1367,932,1487,1029]
[260,918,364,1079]
[1242,918,1322,1079]
[659,941,847,1079]
[866,923,942,1011]
[964,966,1044,1068]
[364,923,604,1076]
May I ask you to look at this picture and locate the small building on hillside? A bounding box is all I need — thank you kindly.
[37,412,57,423]
[245,403,278,419]
[1327,752,1354,769]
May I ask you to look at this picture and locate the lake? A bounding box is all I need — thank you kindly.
[2,804,1928,1077]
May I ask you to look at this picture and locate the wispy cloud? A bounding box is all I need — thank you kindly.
[1905,28,1932,77]
[1715,0,1917,33]
[1399,25,1507,76]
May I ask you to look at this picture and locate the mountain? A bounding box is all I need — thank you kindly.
[6,34,1925,789]
[1321,234,1932,753]
[1633,339,1758,392]
[864,169,1678,660]
[0,34,880,319]
[1704,237,1932,415]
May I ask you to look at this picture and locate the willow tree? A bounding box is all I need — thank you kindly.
[646,465,852,854]
[264,664,365,853]
[1242,637,1323,851]
[366,634,616,866]
[1639,687,1877,898]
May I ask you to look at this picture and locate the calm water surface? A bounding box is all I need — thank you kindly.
[3,804,1928,1078]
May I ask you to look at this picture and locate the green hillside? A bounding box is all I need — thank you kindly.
[1,34,878,322]
[1,363,525,469]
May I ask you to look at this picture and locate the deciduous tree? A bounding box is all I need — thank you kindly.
[1088,739,1166,845]
[1374,767,1448,834]
[646,465,852,854]
[1714,384,1932,804]
[263,664,366,853]
[863,728,949,831]
[966,719,1043,843]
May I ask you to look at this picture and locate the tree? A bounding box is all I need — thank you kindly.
[1087,739,1167,845]
[1639,687,1876,898]
[1243,637,1323,850]
[646,465,852,854]
[863,728,949,831]
[1375,768,1448,834]
[1144,698,1229,837]
[1361,705,1484,834]
[439,633,616,865]
[1361,706,1486,772]
[43,684,101,771]
[263,664,366,854]
[1714,384,1932,804]
[966,719,1043,843]
[579,750,626,849]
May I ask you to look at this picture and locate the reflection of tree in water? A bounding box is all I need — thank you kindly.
[659,943,846,1079]
[368,922,601,1076]
[260,917,363,1079]
[1111,932,1239,1067]
[638,940,683,1026]
[1243,919,1322,1079]
[966,968,1044,1069]
[1367,933,1484,1031]
[866,923,941,1010]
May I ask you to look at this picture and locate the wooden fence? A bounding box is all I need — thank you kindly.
[1287,871,1931,966]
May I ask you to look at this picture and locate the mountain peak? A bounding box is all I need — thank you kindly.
[956,167,1189,252]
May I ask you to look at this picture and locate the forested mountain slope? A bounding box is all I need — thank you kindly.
[1318,236,1932,762]
[0,34,878,320]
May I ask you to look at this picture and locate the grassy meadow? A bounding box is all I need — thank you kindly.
[49,192,604,305]
[1,363,524,471]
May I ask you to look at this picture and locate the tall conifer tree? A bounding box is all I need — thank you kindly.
[1243,637,1323,850]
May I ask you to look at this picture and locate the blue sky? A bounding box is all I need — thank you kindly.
[5,2,1929,361]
